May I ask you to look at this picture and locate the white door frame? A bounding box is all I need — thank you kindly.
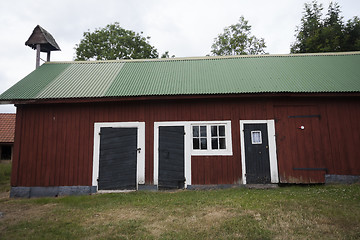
[92,122,145,191]
[240,120,279,184]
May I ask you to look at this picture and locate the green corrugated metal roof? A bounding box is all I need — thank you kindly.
[1,52,360,101]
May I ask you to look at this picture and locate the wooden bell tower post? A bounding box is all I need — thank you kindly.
[25,25,61,69]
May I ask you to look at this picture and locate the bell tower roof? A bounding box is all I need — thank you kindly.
[25,25,60,52]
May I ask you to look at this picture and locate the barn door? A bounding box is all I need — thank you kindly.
[244,123,271,184]
[98,127,137,190]
[158,126,185,189]
[274,105,328,183]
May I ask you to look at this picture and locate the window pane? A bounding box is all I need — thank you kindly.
[211,126,218,137]
[193,126,199,137]
[193,138,200,149]
[251,131,262,144]
[211,138,218,149]
[200,138,207,149]
[219,138,226,149]
[219,125,225,136]
[1,145,12,160]
[200,126,207,137]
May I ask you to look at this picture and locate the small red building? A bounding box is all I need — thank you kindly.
[1,52,359,197]
[0,113,16,162]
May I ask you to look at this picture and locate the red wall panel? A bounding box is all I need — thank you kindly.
[11,96,360,187]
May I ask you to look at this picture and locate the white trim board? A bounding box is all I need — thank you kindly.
[239,120,279,184]
[92,122,145,190]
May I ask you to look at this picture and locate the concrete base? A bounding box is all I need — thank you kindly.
[10,186,97,198]
[244,184,279,189]
[97,190,135,194]
[186,184,243,190]
[325,175,360,184]
[138,184,158,191]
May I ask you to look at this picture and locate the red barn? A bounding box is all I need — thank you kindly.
[1,52,359,197]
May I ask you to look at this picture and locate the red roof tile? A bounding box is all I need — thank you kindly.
[0,113,16,143]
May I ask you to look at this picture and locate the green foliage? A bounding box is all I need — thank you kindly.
[74,22,159,60]
[211,16,266,56]
[161,51,175,58]
[291,1,360,53]
[0,163,11,192]
[343,16,360,51]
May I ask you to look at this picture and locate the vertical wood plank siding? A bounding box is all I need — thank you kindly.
[11,97,360,186]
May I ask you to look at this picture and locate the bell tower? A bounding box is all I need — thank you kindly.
[25,25,61,69]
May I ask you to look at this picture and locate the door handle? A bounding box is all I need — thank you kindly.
[136,148,141,153]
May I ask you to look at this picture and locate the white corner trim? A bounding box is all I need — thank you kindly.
[266,121,279,184]
[92,122,145,190]
[240,120,279,184]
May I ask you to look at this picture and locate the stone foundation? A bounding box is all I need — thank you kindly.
[10,186,97,198]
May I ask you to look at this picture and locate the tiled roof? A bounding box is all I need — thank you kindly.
[0,113,15,143]
[0,52,360,101]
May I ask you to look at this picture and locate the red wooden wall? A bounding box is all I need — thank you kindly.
[11,96,360,187]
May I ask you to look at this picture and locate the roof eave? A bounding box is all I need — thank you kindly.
[4,92,360,105]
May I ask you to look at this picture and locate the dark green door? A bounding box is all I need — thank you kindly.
[158,126,185,190]
[244,123,271,184]
[98,127,137,190]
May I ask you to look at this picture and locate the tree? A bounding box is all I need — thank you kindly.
[343,16,360,51]
[290,1,324,53]
[321,2,344,52]
[160,51,175,58]
[291,1,360,53]
[210,16,266,56]
[75,23,159,60]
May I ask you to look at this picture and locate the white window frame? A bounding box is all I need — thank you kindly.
[251,131,262,144]
[240,120,279,184]
[191,121,232,156]
[92,122,145,191]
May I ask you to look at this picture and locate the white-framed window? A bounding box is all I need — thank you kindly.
[192,125,208,150]
[251,131,262,144]
[191,121,232,156]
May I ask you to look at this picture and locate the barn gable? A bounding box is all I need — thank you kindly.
[1,52,359,197]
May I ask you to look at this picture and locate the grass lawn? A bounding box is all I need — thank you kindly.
[0,162,359,239]
[0,162,11,193]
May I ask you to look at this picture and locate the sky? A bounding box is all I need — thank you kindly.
[0,0,359,113]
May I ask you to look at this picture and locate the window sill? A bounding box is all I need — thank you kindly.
[191,150,233,156]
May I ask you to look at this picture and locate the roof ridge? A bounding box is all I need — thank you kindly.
[46,51,360,64]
